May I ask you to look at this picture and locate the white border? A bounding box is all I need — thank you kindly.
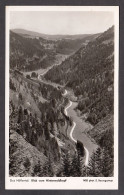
[5,6,119,190]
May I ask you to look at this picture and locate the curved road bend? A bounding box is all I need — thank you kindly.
[38,69,49,79]
[62,89,67,96]
[38,70,97,166]
[64,98,97,166]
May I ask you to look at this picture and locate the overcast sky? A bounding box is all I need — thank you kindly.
[10,11,114,35]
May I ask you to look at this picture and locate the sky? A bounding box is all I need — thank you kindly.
[10,11,114,35]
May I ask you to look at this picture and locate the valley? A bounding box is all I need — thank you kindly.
[9,26,114,177]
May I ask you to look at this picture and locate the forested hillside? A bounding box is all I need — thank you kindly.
[45,26,114,125]
[10,31,56,71]
[53,34,100,55]
[9,71,75,176]
[86,114,114,177]
[10,30,99,72]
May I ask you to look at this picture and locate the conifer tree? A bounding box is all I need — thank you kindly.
[32,160,42,176]
[87,151,97,177]
[18,106,23,123]
[70,152,82,177]
[82,165,88,177]
[63,152,71,177]
[41,157,54,177]
[94,147,103,176]
[70,152,78,176]
[101,147,114,177]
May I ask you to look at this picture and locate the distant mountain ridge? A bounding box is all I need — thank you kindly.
[10,29,100,71]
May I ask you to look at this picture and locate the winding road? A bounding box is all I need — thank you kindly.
[38,69,97,167]
[64,100,89,166]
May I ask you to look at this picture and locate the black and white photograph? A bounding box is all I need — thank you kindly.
[6,6,119,189]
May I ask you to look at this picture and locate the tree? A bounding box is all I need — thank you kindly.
[24,108,28,115]
[76,140,85,157]
[44,156,54,177]
[87,148,103,177]
[77,152,83,177]
[18,106,23,123]
[32,161,42,176]
[10,78,16,91]
[101,148,114,177]
[86,147,103,177]
[31,72,37,78]
[24,120,31,141]
[9,139,18,176]
[95,147,103,176]
[82,165,88,177]
[87,151,97,176]
[63,152,71,177]
[23,157,31,172]
[19,92,22,101]
[69,116,73,126]
[26,74,30,79]
[44,123,50,140]
[9,155,17,176]
[70,152,82,177]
